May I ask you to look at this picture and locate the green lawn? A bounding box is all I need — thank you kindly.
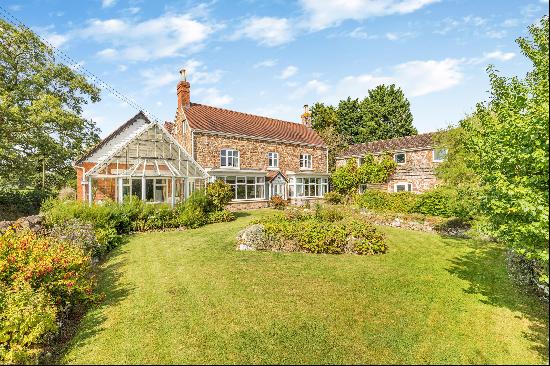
[61,209,548,364]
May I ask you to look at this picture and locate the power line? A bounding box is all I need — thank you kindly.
[0,5,163,124]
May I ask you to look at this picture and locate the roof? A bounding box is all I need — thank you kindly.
[75,111,151,165]
[184,103,326,147]
[164,121,174,134]
[339,132,439,157]
[266,170,288,182]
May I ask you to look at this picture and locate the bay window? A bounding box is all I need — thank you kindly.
[289,177,328,198]
[216,176,265,200]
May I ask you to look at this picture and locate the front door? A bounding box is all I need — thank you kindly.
[272,182,286,199]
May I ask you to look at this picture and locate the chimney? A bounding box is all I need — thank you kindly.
[177,69,191,109]
[301,104,311,127]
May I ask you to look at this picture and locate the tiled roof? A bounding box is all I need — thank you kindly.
[339,132,439,157]
[266,170,288,182]
[164,121,174,134]
[184,103,326,147]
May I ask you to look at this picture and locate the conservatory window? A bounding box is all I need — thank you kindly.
[290,177,328,197]
[216,176,265,200]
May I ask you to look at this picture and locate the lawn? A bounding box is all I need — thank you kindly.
[60,209,548,364]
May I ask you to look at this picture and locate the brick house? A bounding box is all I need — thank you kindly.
[165,70,329,209]
[335,132,447,193]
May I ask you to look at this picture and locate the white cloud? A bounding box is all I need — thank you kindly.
[502,18,519,27]
[44,32,68,48]
[101,0,117,8]
[385,32,398,41]
[468,50,516,64]
[279,65,298,79]
[486,29,507,39]
[194,88,233,106]
[290,79,329,99]
[96,48,117,58]
[434,15,487,35]
[117,64,127,72]
[347,27,371,39]
[125,7,140,15]
[77,14,214,61]
[232,17,294,46]
[300,0,439,31]
[139,60,222,91]
[254,59,278,68]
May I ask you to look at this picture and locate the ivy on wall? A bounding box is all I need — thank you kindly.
[331,153,397,194]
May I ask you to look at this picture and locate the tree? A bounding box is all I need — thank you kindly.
[463,16,549,282]
[311,84,417,147]
[360,85,417,142]
[0,19,101,191]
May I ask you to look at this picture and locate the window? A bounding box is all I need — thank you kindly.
[357,157,364,166]
[268,152,279,168]
[394,182,412,192]
[220,149,239,168]
[290,177,328,197]
[300,154,312,169]
[394,152,406,164]
[433,148,448,162]
[216,176,265,200]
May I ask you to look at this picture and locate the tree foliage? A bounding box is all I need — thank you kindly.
[0,19,101,190]
[311,84,417,146]
[453,16,549,281]
[331,154,397,194]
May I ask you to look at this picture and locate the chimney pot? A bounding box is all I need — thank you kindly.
[177,68,190,109]
[301,104,311,127]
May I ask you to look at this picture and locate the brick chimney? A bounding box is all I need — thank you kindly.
[177,69,191,109]
[301,104,311,127]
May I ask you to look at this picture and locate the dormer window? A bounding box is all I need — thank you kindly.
[220,149,239,168]
[300,154,312,169]
[394,152,406,164]
[268,152,279,168]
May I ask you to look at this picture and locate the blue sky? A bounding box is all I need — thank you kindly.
[4,0,549,137]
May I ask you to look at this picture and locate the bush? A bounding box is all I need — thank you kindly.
[0,283,58,364]
[356,190,418,214]
[323,191,344,205]
[0,229,94,364]
[207,210,236,224]
[250,207,388,255]
[412,188,452,217]
[269,195,287,210]
[57,186,76,201]
[0,189,52,221]
[205,180,233,211]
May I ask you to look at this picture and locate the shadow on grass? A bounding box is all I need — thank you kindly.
[233,211,251,218]
[52,244,134,364]
[444,238,549,362]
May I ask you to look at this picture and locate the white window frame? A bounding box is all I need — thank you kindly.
[300,153,312,170]
[433,148,448,163]
[394,152,406,165]
[220,149,240,169]
[289,177,328,198]
[394,182,413,192]
[216,175,265,201]
[268,152,279,169]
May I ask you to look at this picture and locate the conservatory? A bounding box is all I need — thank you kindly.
[75,112,208,206]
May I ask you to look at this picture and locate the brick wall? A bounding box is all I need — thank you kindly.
[192,132,327,174]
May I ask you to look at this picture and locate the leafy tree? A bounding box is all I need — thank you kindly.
[463,16,549,282]
[331,158,359,194]
[0,19,101,191]
[360,85,417,142]
[311,85,417,152]
[331,154,396,194]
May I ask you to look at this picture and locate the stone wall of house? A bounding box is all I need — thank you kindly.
[192,132,328,174]
[226,200,270,211]
[336,149,439,193]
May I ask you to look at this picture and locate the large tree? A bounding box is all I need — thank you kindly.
[0,19,101,190]
[311,84,417,146]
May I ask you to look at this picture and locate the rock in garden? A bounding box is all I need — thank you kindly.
[236,224,266,251]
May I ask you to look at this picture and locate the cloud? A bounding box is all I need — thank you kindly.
[468,50,516,64]
[254,59,278,68]
[232,17,294,46]
[101,0,117,8]
[434,15,487,35]
[139,60,222,91]
[77,13,214,61]
[44,32,69,48]
[300,0,439,31]
[290,58,464,105]
[194,88,233,106]
[485,29,507,39]
[279,66,298,79]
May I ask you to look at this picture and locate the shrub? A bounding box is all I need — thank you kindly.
[0,189,52,221]
[323,191,344,204]
[269,195,287,210]
[412,188,452,217]
[356,190,418,213]
[205,180,234,211]
[252,207,388,255]
[207,210,236,224]
[57,186,76,201]
[0,283,58,364]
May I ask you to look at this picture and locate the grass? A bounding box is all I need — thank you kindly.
[60,209,548,364]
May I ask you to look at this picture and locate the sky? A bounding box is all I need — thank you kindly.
[3,0,549,137]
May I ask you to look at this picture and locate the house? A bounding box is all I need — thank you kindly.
[74,69,329,209]
[73,112,208,206]
[335,132,447,193]
[165,69,329,210]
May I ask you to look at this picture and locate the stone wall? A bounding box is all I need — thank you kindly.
[337,149,440,193]
[192,132,327,174]
[226,200,270,211]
